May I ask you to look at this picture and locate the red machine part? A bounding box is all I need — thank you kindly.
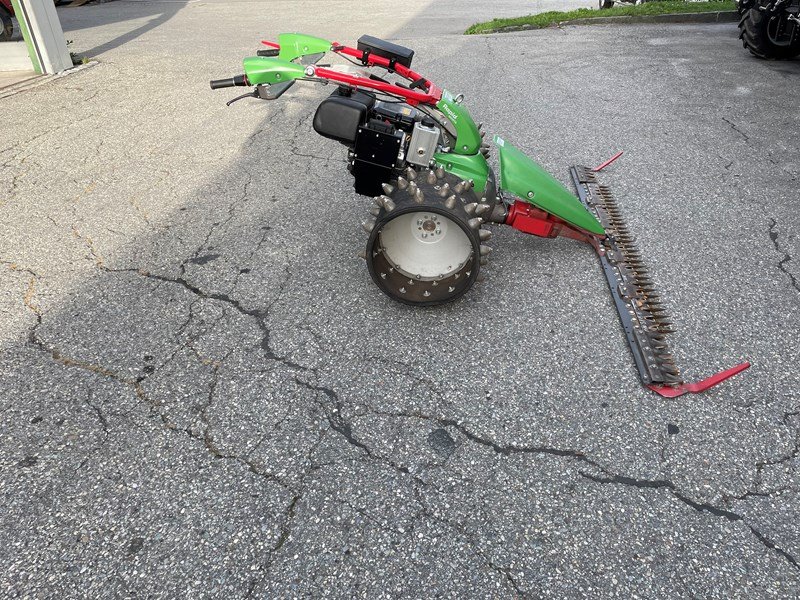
[504,200,594,243]
[260,39,442,106]
[648,363,751,397]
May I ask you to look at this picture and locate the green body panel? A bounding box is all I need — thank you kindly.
[277,33,332,62]
[11,0,42,74]
[494,136,605,235]
[243,56,306,85]
[437,91,481,156]
[433,152,490,196]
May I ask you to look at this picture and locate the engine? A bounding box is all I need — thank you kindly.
[313,86,446,197]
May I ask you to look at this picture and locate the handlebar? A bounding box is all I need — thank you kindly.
[209,74,248,90]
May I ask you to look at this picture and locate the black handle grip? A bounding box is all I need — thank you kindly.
[209,74,247,90]
[257,49,280,57]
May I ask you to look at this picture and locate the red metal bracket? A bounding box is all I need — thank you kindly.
[504,200,597,243]
[647,362,751,398]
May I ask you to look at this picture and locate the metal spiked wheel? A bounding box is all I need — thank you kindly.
[361,167,492,306]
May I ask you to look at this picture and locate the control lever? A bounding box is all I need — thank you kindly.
[226,89,258,106]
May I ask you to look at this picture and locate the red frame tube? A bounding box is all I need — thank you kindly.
[259,40,442,106]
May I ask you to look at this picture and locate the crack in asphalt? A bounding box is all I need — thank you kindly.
[411,486,524,597]
[722,116,750,142]
[374,409,800,574]
[769,218,799,294]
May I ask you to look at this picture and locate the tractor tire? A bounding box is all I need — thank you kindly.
[0,7,12,42]
[739,6,800,59]
[362,167,492,306]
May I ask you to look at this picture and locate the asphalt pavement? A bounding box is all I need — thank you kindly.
[1,1,799,597]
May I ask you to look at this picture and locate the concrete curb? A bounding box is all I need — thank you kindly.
[0,60,99,99]
[480,11,739,33]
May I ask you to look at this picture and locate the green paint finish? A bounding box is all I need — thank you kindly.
[433,152,490,196]
[494,136,605,235]
[243,57,306,85]
[277,33,331,62]
[11,0,41,74]
[437,91,481,156]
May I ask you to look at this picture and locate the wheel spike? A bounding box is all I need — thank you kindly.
[475,203,490,215]
[383,198,396,212]
[397,176,409,190]
[369,205,381,216]
[454,181,467,194]
[479,245,492,256]
[414,189,424,203]
[480,257,488,265]
[468,218,483,230]
[426,170,437,185]
[358,249,366,260]
[362,218,376,234]
[479,229,492,241]
[382,183,395,195]
[444,195,458,210]
[464,203,478,215]
[408,181,418,196]
[437,182,451,197]
[435,166,445,179]
[405,167,417,181]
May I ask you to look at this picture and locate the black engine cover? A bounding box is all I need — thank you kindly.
[313,89,375,144]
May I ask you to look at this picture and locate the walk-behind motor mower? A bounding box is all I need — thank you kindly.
[211,34,749,397]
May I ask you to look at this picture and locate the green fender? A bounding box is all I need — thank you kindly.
[494,136,605,235]
[437,91,481,156]
[243,56,307,85]
[276,33,332,63]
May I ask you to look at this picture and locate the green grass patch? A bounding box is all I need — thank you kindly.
[465,1,736,34]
